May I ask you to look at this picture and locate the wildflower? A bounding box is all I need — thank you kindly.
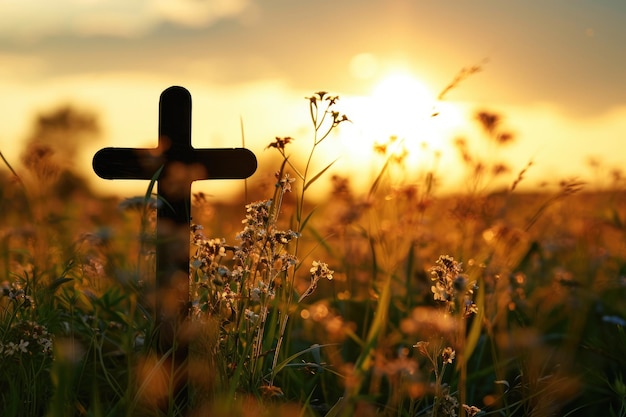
[430,256,457,303]
[275,172,295,192]
[441,347,455,364]
[38,337,53,354]
[310,261,334,281]
[326,94,339,105]
[273,230,299,245]
[241,200,271,231]
[331,110,350,127]
[250,281,274,303]
[220,284,235,303]
[266,136,294,151]
[413,341,430,358]
[4,342,17,356]
[462,405,482,417]
[307,91,328,105]
[299,261,334,302]
[17,339,29,353]
[3,282,36,309]
[429,255,477,316]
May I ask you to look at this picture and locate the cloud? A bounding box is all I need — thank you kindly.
[151,0,250,28]
[0,0,252,40]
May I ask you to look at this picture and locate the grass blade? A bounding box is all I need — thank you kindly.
[304,159,337,191]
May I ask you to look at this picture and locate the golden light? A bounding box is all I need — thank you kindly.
[371,72,434,120]
[349,52,379,80]
[337,70,465,186]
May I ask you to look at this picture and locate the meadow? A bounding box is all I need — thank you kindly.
[1,89,626,417]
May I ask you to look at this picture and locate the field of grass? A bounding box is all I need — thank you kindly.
[1,90,626,417]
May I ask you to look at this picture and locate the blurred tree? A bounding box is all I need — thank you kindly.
[25,104,100,160]
[20,104,100,196]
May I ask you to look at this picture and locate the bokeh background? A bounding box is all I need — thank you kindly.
[2,0,625,197]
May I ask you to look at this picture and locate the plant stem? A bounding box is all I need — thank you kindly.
[0,150,24,186]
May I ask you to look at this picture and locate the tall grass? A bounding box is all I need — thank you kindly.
[1,80,626,416]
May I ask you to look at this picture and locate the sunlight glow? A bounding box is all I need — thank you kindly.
[370,72,440,147]
[349,53,379,80]
[337,70,466,187]
[372,72,434,117]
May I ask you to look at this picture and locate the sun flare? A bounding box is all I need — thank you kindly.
[372,72,435,118]
[338,70,464,181]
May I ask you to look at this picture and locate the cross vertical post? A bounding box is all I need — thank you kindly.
[92,86,257,409]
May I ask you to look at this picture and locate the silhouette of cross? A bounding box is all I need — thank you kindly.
[92,86,256,406]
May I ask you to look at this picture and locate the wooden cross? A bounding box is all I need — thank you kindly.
[92,86,257,406]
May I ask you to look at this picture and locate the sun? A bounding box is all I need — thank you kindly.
[371,72,435,118]
[340,71,460,157]
[334,70,466,191]
[369,71,439,145]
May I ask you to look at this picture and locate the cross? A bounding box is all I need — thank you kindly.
[92,86,257,407]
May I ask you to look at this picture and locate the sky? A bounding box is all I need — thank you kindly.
[1,0,625,198]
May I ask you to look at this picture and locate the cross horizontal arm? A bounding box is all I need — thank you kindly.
[93,147,257,180]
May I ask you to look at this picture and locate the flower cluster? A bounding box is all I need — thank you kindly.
[190,225,231,318]
[462,404,482,417]
[0,339,30,356]
[430,255,462,303]
[307,91,339,106]
[191,225,227,277]
[234,200,299,284]
[413,341,456,367]
[1,280,35,309]
[186,92,341,394]
[429,255,477,316]
[0,320,53,358]
[266,136,294,152]
[310,260,335,281]
[275,171,295,193]
[234,200,272,263]
[441,346,456,364]
[298,261,334,302]
[190,177,301,322]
